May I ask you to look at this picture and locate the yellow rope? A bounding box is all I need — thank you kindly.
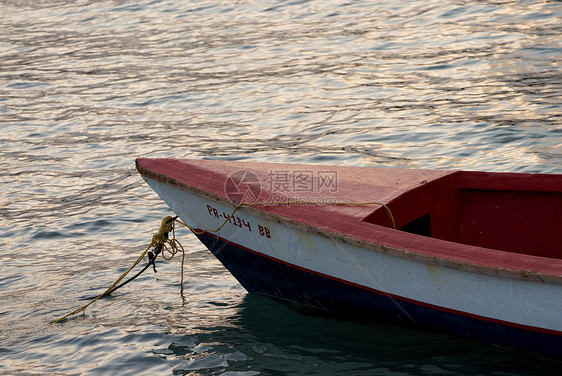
[175,202,245,235]
[250,200,396,229]
[50,216,183,324]
[158,221,186,285]
[50,200,393,324]
[175,200,396,232]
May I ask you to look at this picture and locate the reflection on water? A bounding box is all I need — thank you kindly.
[0,0,561,374]
[163,295,562,375]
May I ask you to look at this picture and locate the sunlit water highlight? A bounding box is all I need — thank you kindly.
[1,0,561,374]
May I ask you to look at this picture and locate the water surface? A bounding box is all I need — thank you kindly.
[1,0,561,374]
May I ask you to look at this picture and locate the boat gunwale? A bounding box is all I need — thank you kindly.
[137,160,562,285]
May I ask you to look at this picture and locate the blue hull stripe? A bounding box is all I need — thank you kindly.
[195,232,562,359]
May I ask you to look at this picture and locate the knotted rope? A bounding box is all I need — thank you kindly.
[50,200,393,323]
[50,216,183,324]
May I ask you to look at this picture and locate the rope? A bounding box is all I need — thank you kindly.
[50,200,393,324]
[49,216,183,324]
[254,200,396,229]
[176,200,396,232]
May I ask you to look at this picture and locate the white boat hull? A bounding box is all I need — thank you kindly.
[144,176,562,358]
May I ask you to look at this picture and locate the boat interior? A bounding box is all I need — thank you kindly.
[363,171,561,259]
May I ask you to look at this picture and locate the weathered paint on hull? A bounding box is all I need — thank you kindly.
[197,231,562,359]
[137,160,562,359]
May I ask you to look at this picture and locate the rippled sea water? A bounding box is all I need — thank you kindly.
[1,0,561,374]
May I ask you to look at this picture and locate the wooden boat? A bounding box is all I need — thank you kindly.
[136,158,562,358]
